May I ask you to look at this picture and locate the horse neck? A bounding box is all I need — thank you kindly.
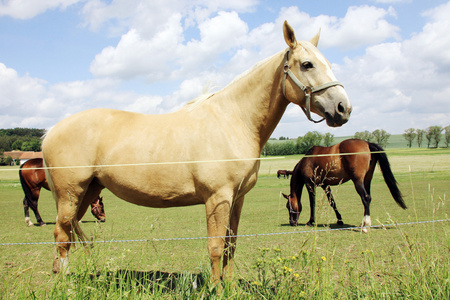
[212,51,289,150]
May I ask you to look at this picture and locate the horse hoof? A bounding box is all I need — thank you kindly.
[306,222,314,227]
[361,227,368,233]
[40,222,47,227]
[337,220,344,226]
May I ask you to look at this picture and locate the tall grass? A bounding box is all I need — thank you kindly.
[1,215,448,299]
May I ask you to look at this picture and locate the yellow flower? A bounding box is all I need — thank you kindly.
[283,266,293,273]
[251,281,261,286]
[321,256,326,262]
[294,273,300,278]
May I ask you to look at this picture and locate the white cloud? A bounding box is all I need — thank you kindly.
[0,0,81,19]
[276,5,400,50]
[331,3,450,135]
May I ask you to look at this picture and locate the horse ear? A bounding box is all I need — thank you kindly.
[310,28,321,47]
[283,21,297,49]
[282,193,289,200]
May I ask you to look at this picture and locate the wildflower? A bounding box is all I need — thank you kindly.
[294,273,300,278]
[273,247,281,252]
[251,281,261,286]
[321,256,326,262]
[283,266,293,273]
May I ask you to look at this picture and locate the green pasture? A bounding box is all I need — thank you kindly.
[0,149,449,299]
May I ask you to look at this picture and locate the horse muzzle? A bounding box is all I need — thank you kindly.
[323,100,352,127]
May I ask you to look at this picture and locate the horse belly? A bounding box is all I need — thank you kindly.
[98,170,203,208]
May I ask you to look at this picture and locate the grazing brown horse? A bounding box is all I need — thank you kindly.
[277,170,293,179]
[42,21,351,280]
[282,139,406,231]
[19,158,106,226]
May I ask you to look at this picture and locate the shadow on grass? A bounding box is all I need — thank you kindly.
[280,222,394,232]
[99,269,207,293]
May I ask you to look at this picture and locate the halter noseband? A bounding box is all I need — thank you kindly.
[282,50,343,123]
[287,195,300,216]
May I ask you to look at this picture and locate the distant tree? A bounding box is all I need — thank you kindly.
[279,136,287,140]
[416,129,425,147]
[427,126,443,148]
[444,126,450,148]
[11,139,23,150]
[297,131,323,153]
[354,130,373,142]
[372,129,390,148]
[323,133,334,147]
[403,128,416,148]
[425,129,433,148]
[21,139,41,151]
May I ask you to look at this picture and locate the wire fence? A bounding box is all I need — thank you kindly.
[0,147,448,248]
[1,219,449,247]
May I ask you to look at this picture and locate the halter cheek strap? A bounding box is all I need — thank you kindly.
[282,50,343,123]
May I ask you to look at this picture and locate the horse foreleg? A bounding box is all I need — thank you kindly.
[222,196,244,281]
[205,193,233,284]
[306,183,316,226]
[323,186,343,225]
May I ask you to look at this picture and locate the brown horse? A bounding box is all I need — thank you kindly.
[277,170,293,179]
[42,21,351,280]
[282,139,406,231]
[19,158,106,226]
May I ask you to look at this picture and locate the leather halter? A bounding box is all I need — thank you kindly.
[282,50,343,123]
[287,195,300,216]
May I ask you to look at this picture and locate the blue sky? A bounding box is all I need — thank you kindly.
[1,0,450,138]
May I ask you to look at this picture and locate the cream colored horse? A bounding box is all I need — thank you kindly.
[42,21,352,282]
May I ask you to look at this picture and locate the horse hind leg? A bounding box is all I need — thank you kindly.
[23,197,33,227]
[323,186,343,225]
[354,180,372,233]
[52,189,92,274]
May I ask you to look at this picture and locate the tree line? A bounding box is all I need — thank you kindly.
[0,128,45,152]
[0,128,45,165]
[262,129,392,156]
[403,126,450,148]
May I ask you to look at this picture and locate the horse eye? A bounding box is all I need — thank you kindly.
[302,61,314,70]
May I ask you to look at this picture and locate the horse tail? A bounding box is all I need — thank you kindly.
[369,143,407,209]
[19,164,39,212]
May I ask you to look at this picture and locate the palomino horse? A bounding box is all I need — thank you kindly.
[42,21,351,281]
[19,158,106,226]
[282,139,406,231]
[277,170,293,179]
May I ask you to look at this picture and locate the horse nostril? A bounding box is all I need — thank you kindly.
[337,102,345,114]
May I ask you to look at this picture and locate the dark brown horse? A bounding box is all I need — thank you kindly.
[282,139,406,231]
[19,158,106,226]
[277,170,293,179]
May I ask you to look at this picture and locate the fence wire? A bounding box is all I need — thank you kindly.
[1,219,449,247]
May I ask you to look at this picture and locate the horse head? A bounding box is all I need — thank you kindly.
[282,193,301,226]
[91,196,106,222]
[282,21,352,127]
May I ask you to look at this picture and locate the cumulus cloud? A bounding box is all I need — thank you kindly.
[331,2,450,135]
[0,0,81,19]
[2,1,449,138]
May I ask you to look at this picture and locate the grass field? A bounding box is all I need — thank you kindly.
[0,148,449,299]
